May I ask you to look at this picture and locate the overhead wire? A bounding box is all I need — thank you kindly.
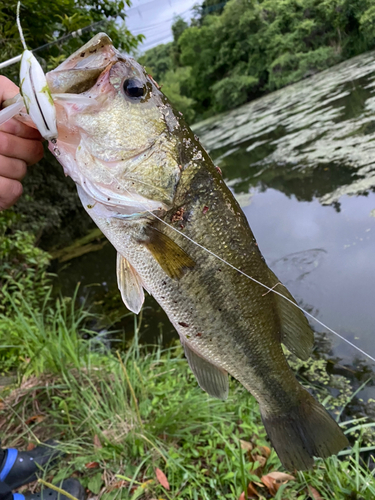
[0,20,107,70]
[0,0,231,68]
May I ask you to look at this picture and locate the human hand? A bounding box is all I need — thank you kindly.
[0,75,44,210]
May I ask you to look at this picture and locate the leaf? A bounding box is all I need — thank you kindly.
[107,480,127,491]
[87,472,103,494]
[261,471,295,496]
[266,472,295,482]
[130,485,145,500]
[93,434,102,448]
[253,455,267,468]
[130,480,154,500]
[238,482,260,499]
[25,414,45,424]
[307,485,324,500]
[85,462,100,469]
[240,439,253,452]
[155,468,170,490]
[257,445,271,458]
[247,482,260,498]
[252,454,267,477]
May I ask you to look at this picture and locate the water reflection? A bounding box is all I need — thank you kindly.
[241,189,375,364]
[193,51,375,204]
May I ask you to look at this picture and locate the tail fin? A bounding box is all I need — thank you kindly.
[260,390,349,470]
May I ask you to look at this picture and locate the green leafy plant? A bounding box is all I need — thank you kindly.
[0,211,51,315]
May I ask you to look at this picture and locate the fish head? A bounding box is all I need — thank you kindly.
[46,33,182,218]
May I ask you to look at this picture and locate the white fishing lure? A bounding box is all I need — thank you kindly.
[0,2,58,141]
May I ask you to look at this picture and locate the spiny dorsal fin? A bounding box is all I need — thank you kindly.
[116,253,144,314]
[184,342,228,400]
[268,270,314,360]
[143,226,195,280]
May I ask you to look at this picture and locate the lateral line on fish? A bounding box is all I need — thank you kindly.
[113,184,375,364]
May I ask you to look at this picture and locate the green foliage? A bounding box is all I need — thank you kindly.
[0,211,51,316]
[13,145,96,250]
[212,74,259,111]
[0,0,143,249]
[160,67,196,123]
[138,43,173,83]
[359,5,375,45]
[2,299,375,499]
[0,0,144,83]
[0,289,99,375]
[142,0,375,122]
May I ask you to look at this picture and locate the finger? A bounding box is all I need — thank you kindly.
[0,76,19,103]
[0,176,23,210]
[0,131,44,165]
[0,117,43,141]
[0,156,27,180]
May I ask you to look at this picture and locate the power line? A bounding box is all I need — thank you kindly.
[0,20,107,70]
[131,7,193,34]
[0,1,227,69]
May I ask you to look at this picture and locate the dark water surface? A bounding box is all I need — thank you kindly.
[56,51,375,377]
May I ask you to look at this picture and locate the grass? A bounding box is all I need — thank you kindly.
[1,292,375,499]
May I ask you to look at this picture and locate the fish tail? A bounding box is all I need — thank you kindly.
[260,389,349,470]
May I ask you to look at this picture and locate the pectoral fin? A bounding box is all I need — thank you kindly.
[117,253,144,314]
[184,343,228,400]
[269,270,314,360]
[143,227,195,280]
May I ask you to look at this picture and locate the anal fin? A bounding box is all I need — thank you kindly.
[269,270,314,360]
[184,343,228,400]
[116,253,144,314]
[142,226,195,280]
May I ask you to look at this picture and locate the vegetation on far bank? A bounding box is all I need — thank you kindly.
[140,0,375,123]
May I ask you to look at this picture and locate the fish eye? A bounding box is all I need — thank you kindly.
[123,78,145,98]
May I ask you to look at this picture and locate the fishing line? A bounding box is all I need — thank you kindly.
[148,210,375,363]
[16,2,27,51]
[37,38,374,364]
[105,177,375,365]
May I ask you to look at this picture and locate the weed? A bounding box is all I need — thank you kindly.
[1,295,375,499]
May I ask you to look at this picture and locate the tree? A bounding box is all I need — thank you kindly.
[0,0,144,248]
[0,0,144,82]
[143,0,375,120]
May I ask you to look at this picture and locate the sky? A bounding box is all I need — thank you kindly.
[125,0,200,53]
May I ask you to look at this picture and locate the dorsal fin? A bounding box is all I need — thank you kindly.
[116,253,144,314]
[183,343,228,400]
[268,270,314,360]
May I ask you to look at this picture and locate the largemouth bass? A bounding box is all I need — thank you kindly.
[35,34,350,469]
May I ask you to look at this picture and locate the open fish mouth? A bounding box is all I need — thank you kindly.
[46,33,120,94]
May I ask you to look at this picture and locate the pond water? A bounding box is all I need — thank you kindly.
[55,50,375,383]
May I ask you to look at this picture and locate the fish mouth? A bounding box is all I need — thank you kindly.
[46,33,120,94]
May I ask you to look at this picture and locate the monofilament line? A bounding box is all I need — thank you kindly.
[112,181,375,364]
[16,2,27,51]
[50,140,375,364]
[149,211,375,363]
